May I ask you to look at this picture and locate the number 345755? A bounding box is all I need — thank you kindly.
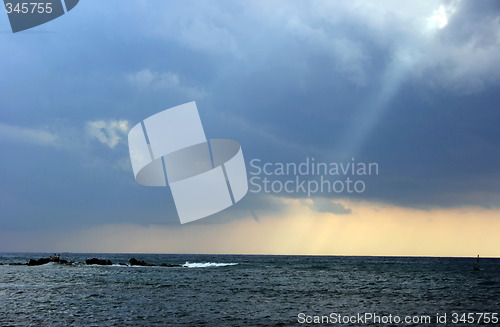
[5,2,53,14]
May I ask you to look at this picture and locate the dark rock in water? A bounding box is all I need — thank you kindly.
[85,258,112,265]
[129,258,155,266]
[27,258,51,266]
[3,256,183,267]
[159,263,184,268]
[0,255,73,266]
[26,254,73,266]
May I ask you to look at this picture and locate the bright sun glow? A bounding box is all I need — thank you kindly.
[427,5,450,29]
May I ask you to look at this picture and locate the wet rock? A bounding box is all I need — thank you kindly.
[85,258,112,265]
[27,258,51,266]
[129,258,155,266]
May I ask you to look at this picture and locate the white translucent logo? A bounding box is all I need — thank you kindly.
[128,102,248,224]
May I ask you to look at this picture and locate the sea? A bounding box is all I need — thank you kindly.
[0,253,498,326]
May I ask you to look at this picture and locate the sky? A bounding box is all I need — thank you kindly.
[0,0,499,256]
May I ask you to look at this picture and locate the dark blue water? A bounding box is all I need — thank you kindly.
[0,253,498,326]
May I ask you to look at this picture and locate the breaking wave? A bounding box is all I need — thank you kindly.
[182,262,238,268]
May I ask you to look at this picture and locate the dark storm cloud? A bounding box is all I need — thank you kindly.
[0,0,498,232]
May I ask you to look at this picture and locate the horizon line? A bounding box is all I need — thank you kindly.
[0,251,498,259]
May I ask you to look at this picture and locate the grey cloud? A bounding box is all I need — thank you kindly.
[307,198,352,215]
[85,120,130,149]
[250,210,260,222]
[0,123,60,147]
[126,69,208,99]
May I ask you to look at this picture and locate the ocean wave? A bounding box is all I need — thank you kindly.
[182,262,238,268]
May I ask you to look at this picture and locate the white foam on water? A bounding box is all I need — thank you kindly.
[182,262,238,268]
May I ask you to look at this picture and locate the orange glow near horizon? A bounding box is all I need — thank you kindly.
[1,198,498,257]
[28,198,497,258]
